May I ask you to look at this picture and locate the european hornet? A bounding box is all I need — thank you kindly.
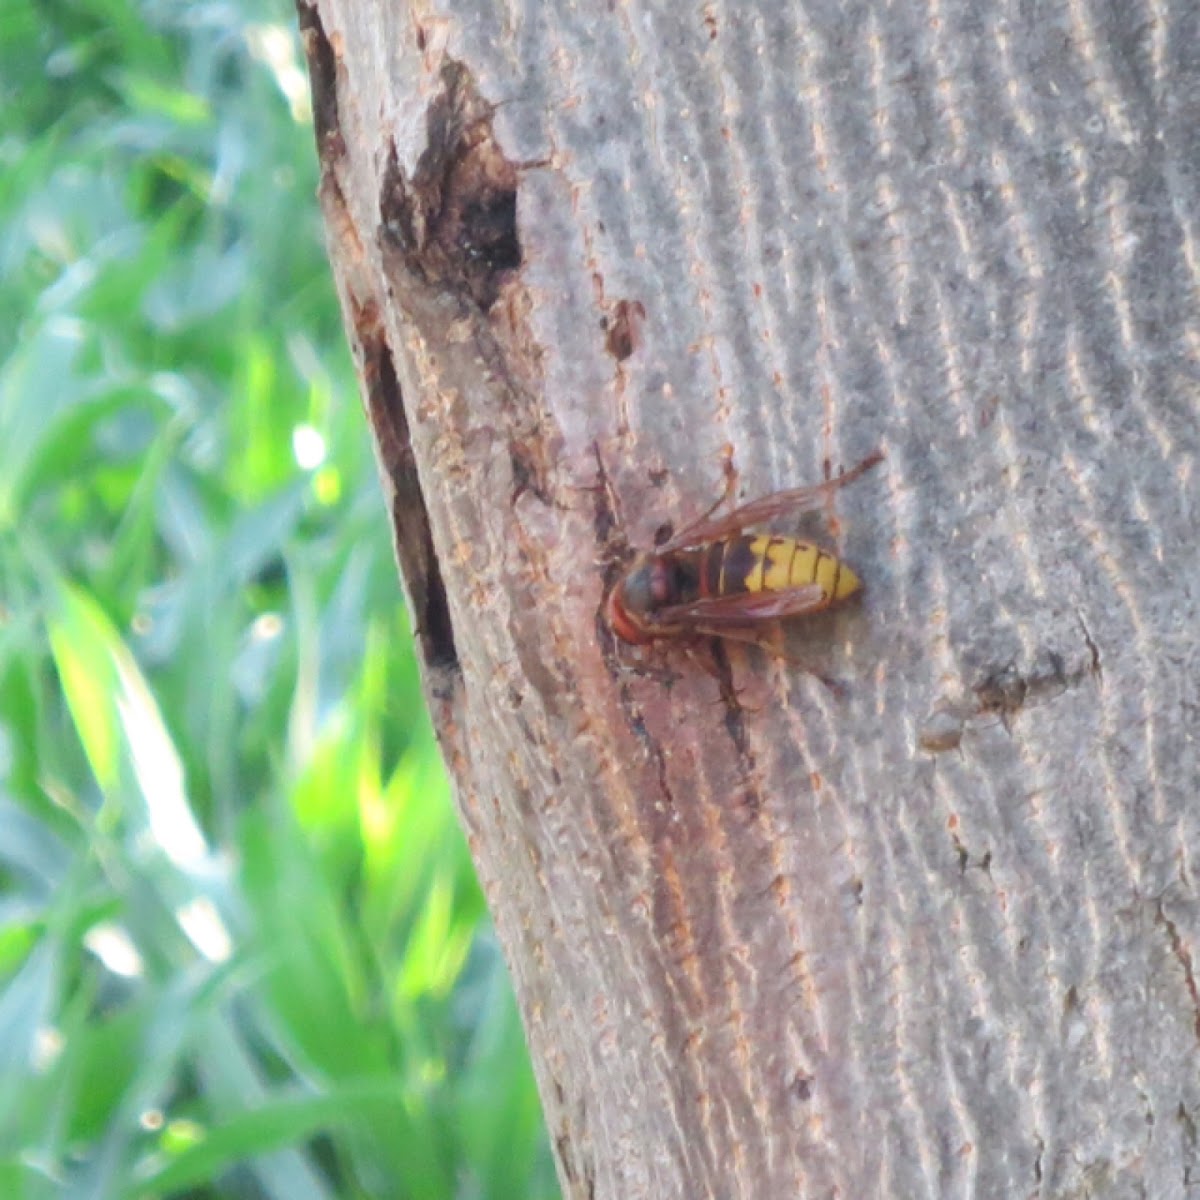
[605,449,885,654]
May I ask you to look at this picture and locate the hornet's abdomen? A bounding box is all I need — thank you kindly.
[701,535,861,606]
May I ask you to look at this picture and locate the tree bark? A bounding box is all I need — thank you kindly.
[299,1,1200,1196]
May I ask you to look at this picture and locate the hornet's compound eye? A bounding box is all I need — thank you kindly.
[621,558,675,615]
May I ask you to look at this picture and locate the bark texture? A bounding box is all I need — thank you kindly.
[299,1,1200,1196]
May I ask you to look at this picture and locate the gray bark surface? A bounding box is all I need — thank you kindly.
[299,1,1200,1196]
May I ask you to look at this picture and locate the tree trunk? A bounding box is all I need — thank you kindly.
[299,1,1200,1195]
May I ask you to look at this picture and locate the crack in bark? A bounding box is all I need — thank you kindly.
[353,302,459,675]
[1156,901,1200,1049]
[296,1,342,157]
[622,684,676,810]
[1180,1103,1198,1188]
[1076,609,1104,682]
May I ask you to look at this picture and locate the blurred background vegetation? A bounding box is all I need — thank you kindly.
[0,1,557,1196]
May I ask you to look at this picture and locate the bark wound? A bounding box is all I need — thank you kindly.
[379,60,520,312]
[603,298,646,362]
[377,58,554,506]
[921,635,1106,753]
[354,302,459,675]
[974,660,1032,718]
[972,645,1101,723]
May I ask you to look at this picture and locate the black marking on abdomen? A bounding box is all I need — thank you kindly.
[722,536,759,595]
[701,540,726,598]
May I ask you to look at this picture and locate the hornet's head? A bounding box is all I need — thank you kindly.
[605,553,678,645]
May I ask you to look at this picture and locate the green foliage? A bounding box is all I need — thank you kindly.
[0,1,558,1197]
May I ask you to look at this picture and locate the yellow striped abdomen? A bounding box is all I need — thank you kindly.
[740,535,861,602]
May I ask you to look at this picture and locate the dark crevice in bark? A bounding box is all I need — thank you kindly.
[353,302,459,675]
[1156,901,1200,1049]
[296,1,342,157]
[711,640,763,816]
[621,684,676,811]
[1180,1103,1198,1188]
[1077,609,1104,680]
